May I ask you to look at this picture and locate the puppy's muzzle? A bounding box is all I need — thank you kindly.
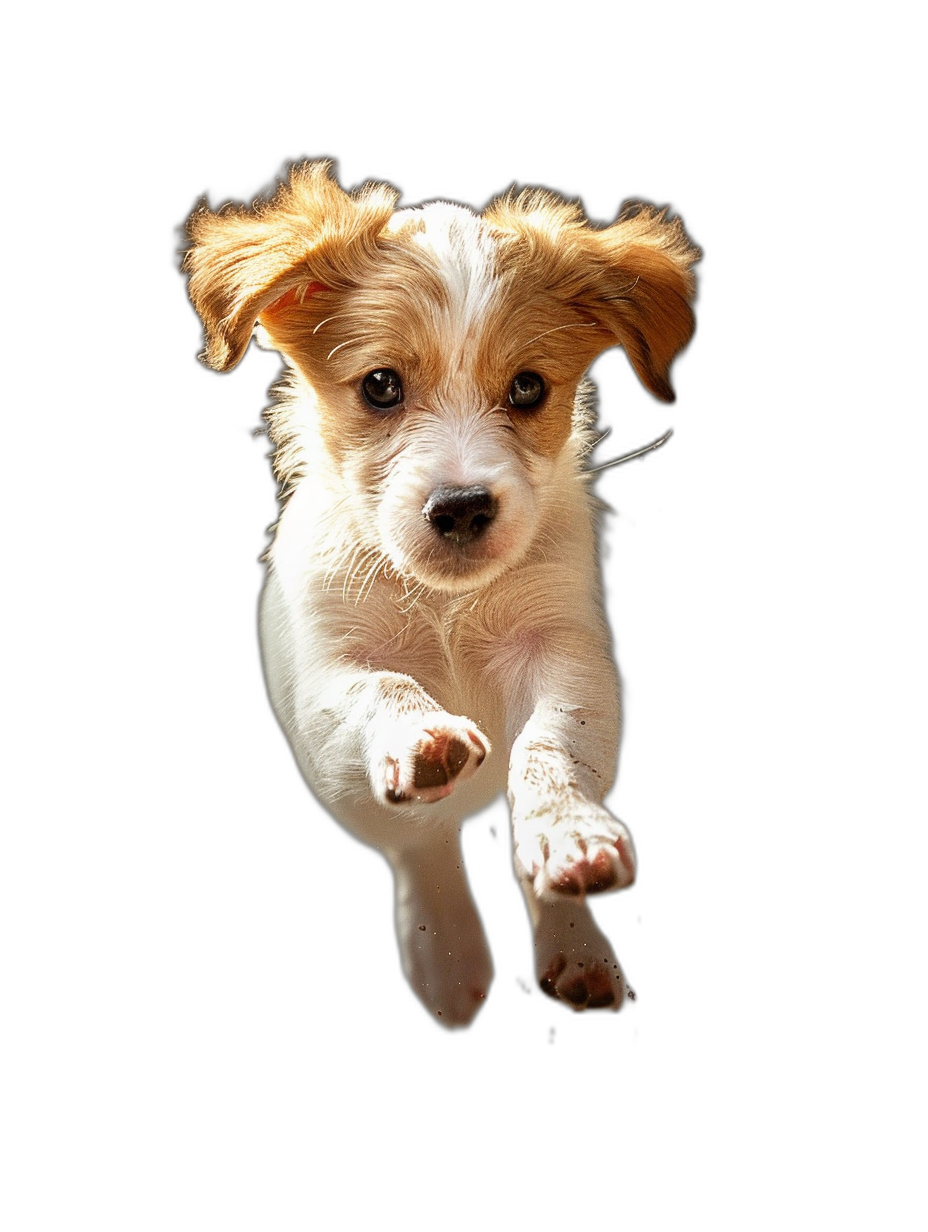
[422,485,498,547]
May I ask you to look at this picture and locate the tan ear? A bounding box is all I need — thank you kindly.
[589,203,698,402]
[484,190,698,402]
[183,161,398,371]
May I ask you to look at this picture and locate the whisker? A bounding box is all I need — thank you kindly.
[600,276,641,302]
[356,553,388,605]
[327,338,359,360]
[523,321,599,348]
[586,431,675,473]
[312,312,349,335]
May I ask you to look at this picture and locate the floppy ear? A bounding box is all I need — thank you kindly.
[183,161,398,371]
[588,203,699,402]
[484,190,698,402]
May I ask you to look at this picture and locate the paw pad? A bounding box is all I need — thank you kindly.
[539,952,624,1010]
[412,732,476,789]
[378,715,489,806]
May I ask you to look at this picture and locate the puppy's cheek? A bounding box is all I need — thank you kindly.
[509,404,576,460]
[375,487,419,577]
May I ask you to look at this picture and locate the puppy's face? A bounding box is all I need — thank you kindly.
[185,164,697,593]
[259,205,616,592]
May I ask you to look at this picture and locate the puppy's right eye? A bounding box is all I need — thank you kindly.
[361,369,403,410]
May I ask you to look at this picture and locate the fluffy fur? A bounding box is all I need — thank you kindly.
[184,161,698,1025]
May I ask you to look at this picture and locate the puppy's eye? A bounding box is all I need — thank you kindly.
[508,371,546,410]
[361,369,403,410]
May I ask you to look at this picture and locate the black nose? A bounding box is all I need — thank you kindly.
[422,485,498,544]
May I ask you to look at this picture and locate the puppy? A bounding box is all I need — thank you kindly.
[183,162,697,1026]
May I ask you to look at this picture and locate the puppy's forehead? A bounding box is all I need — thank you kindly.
[385,202,497,327]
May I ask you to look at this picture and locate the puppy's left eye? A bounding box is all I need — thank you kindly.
[361,368,404,410]
[508,371,546,409]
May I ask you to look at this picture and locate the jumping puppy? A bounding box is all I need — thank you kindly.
[183,162,697,1026]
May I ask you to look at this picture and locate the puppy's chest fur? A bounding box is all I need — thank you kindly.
[301,541,593,747]
[344,583,524,710]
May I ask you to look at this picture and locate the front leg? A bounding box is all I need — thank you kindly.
[508,698,636,900]
[260,574,490,815]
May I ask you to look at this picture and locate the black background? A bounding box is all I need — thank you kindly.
[144,122,739,1098]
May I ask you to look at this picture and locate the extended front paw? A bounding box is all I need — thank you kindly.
[374,712,490,806]
[513,798,636,898]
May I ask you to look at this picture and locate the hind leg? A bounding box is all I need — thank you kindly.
[518,869,627,1010]
[389,828,493,1028]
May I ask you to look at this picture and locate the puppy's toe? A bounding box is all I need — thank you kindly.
[543,828,636,896]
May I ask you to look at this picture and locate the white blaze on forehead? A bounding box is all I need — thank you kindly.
[386,203,498,339]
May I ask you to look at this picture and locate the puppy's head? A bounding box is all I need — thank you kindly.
[185,162,698,593]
